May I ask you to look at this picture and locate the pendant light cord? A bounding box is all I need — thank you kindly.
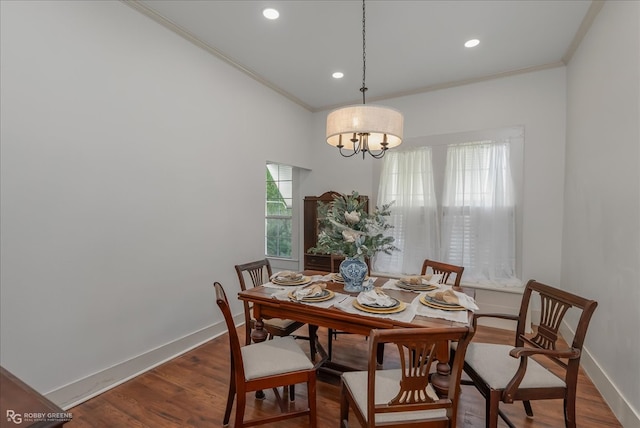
[326,0,403,159]
[360,0,367,104]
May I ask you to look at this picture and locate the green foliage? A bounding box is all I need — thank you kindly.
[265,218,291,257]
[308,191,398,258]
[265,167,291,257]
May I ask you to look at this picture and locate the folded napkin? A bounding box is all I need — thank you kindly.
[357,287,396,307]
[400,275,429,285]
[427,288,479,311]
[401,273,443,285]
[271,271,303,281]
[293,282,326,300]
[428,289,459,304]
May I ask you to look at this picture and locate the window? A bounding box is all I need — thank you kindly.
[376,147,439,274]
[265,163,294,258]
[376,129,522,285]
[441,141,517,283]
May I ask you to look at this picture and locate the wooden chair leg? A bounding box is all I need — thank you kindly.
[328,329,335,360]
[289,384,295,402]
[487,390,501,428]
[376,343,385,365]
[565,396,577,428]
[308,324,318,360]
[223,374,236,426]
[245,324,252,346]
[340,382,349,427]
[523,400,534,417]
[308,372,317,428]
[234,389,246,428]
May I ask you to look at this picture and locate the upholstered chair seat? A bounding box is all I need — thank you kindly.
[241,336,314,381]
[463,343,566,390]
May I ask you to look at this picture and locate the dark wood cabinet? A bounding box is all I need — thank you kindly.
[303,191,368,271]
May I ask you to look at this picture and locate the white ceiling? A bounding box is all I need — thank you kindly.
[130,0,597,112]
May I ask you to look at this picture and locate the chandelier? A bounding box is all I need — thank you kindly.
[325,0,404,159]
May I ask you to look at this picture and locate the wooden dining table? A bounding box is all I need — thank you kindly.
[237,270,473,396]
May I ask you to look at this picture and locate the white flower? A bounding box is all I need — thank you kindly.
[342,229,360,243]
[344,211,360,225]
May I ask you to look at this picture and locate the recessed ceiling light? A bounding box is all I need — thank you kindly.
[263,8,279,20]
[465,39,480,48]
[332,72,344,79]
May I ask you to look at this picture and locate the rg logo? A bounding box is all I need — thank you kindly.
[6,410,22,424]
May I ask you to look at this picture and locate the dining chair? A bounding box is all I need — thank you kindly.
[235,259,315,400]
[340,326,475,427]
[456,279,597,428]
[235,259,308,346]
[214,282,318,428]
[327,255,385,365]
[422,259,466,395]
[421,259,464,290]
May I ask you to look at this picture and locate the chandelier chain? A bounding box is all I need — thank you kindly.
[325,0,403,159]
[361,0,367,104]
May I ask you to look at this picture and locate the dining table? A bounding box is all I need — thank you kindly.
[237,269,475,396]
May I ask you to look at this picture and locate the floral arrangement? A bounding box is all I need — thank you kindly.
[309,191,398,259]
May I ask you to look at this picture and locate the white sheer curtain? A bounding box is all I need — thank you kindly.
[441,141,518,284]
[375,147,439,274]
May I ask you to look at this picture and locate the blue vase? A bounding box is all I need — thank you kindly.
[340,256,368,292]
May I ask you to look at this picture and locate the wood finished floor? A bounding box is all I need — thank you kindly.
[67,325,621,427]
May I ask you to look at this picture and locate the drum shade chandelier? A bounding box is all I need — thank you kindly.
[326,0,404,159]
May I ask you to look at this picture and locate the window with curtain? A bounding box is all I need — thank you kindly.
[441,141,517,284]
[377,137,520,285]
[375,147,439,274]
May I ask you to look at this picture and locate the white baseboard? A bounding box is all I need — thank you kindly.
[559,322,639,427]
[46,313,244,410]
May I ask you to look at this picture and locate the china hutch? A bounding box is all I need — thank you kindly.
[303,191,368,271]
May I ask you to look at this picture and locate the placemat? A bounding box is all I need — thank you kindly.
[411,293,470,323]
[334,296,416,323]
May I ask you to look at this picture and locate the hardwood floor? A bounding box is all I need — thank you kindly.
[67,325,621,427]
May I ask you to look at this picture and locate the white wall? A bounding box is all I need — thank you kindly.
[563,1,640,425]
[0,0,313,404]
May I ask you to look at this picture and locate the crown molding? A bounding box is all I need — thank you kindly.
[562,1,605,64]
